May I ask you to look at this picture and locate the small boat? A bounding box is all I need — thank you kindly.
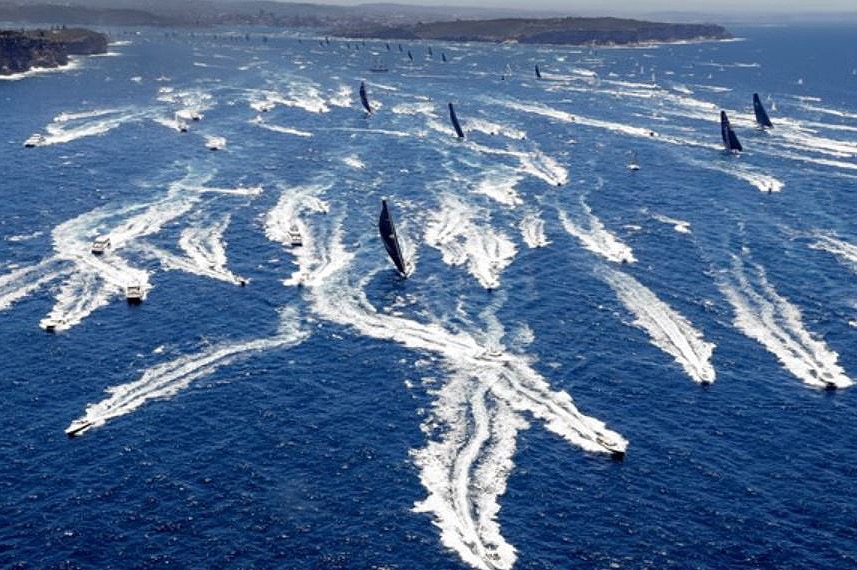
[720,110,743,153]
[42,317,66,332]
[189,110,203,121]
[206,136,226,151]
[176,120,189,133]
[126,285,143,304]
[90,235,111,255]
[23,134,46,148]
[448,102,465,139]
[596,435,625,460]
[627,151,640,171]
[753,93,773,129]
[378,199,411,277]
[407,50,413,62]
[441,52,447,62]
[359,81,372,114]
[369,60,389,73]
[288,224,303,247]
[535,64,542,80]
[65,419,93,438]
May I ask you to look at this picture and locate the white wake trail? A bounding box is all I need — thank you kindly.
[0,258,71,312]
[720,256,853,389]
[599,267,716,384]
[425,194,517,290]
[519,211,549,248]
[808,233,857,274]
[67,308,309,434]
[558,199,636,264]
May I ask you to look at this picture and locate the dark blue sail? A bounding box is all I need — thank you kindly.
[720,111,743,152]
[385,42,390,50]
[407,50,413,62]
[398,43,403,52]
[441,52,447,62]
[428,46,433,57]
[359,81,371,114]
[448,103,465,139]
[753,93,773,128]
[535,64,542,79]
[379,200,409,277]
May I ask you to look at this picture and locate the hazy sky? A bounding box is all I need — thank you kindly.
[314,0,856,13]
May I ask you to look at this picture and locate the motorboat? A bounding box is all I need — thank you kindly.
[596,435,625,460]
[176,119,189,133]
[189,110,203,121]
[288,224,303,247]
[91,235,111,255]
[627,151,640,171]
[23,134,46,148]
[206,136,226,151]
[42,317,66,332]
[126,285,143,304]
[65,419,93,438]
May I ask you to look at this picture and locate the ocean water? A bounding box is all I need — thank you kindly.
[2,24,857,569]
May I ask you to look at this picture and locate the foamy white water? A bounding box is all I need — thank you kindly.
[600,266,716,384]
[720,256,852,389]
[519,211,550,248]
[67,307,308,434]
[559,199,636,264]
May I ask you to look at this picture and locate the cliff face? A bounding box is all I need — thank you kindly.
[338,16,732,46]
[0,28,107,75]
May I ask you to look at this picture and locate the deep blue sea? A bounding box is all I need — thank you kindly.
[2,23,857,569]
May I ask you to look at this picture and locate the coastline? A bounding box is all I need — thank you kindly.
[0,56,81,81]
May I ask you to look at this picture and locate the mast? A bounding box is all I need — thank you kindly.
[720,111,743,152]
[753,93,773,128]
[448,103,465,139]
[378,200,409,277]
[359,81,372,114]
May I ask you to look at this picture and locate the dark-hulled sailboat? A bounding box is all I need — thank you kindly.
[448,103,465,139]
[753,93,773,129]
[720,111,743,153]
[535,64,542,80]
[359,81,372,114]
[379,199,410,277]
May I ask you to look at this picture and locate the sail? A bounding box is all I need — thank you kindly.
[359,81,372,114]
[535,64,542,79]
[379,200,409,277]
[441,52,447,62]
[753,93,773,128]
[407,50,413,62]
[448,103,465,139]
[720,111,743,152]
[428,46,433,57]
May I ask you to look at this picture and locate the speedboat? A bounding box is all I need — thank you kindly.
[627,151,640,171]
[369,60,389,73]
[126,285,144,304]
[596,435,625,460]
[189,110,203,121]
[42,317,66,332]
[206,136,226,151]
[288,224,303,247]
[65,419,93,438]
[176,119,189,133]
[91,235,111,255]
[23,134,46,148]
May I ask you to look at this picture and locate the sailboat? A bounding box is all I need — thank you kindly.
[378,199,411,277]
[720,111,743,153]
[441,52,447,62]
[448,103,465,139]
[753,93,773,129]
[535,64,542,80]
[359,81,372,114]
[407,50,413,62]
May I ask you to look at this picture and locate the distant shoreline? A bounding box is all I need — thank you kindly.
[0,28,107,77]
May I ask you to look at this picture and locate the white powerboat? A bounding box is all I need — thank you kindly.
[596,435,625,460]
[23,134,46,148]
[42,317,66,332]
[206,136,226,151]
[288,224,303,247]
[91,235,111,255]
[126,285,144,304]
